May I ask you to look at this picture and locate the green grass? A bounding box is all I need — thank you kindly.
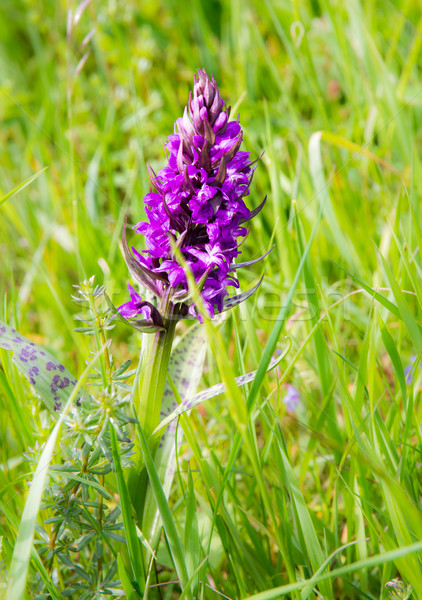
[1,0,422,598]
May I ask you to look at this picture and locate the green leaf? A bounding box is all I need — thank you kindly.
[274,424,332,600]
[135,415,192,598]
[0,167,48,207]
[56,473,113,500]
[184,465,200,597]
[6,348,103,600]
[379,316,407,407]
[109,423,145,596]
[294,201,340,448]
[153,342,290,435]
[242,541,422,599]
[117,553,141,600]
[378,251,422,351]
[142,325,207,546]
[198,204,323,590]
[331,261,401,318]
[0,321,90,417]
[309,131,360,270]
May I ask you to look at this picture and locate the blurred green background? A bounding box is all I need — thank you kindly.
[2,0,422,596]
[2,0,420,357]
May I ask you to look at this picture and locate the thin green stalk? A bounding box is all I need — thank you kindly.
[128,301,178,524]
[135,300,177,439]
[97,473,105,579]
[66,10,84,281]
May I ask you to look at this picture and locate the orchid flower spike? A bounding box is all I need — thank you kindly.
[119,69,270,327]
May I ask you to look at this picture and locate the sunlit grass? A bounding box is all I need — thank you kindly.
[1,0,422,598]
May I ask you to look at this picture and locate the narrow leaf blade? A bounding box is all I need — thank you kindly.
[109,423,145,595]
[0,167,48,207]
[153,342,290,435]
[222,277,263,311]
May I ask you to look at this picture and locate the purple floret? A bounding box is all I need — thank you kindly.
[120,69,264,321]
[284,385,300,412]
[119,285,154,320]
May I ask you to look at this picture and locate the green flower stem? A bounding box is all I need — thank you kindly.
[128,301,177,524]
[135,306,177,440]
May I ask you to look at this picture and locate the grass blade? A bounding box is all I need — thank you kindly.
[242,540,422,600]
[0,167,48,207]
[109,423,145,596]
[153,345,289,435]
[135,414,191,598]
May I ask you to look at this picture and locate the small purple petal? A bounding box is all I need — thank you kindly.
[404,355,421,385]
[284,385,300,412]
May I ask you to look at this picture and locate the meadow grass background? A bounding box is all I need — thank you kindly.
[1,0,422,598]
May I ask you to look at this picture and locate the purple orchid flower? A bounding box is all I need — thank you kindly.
[119,69,269,325]
[118,284,163,328]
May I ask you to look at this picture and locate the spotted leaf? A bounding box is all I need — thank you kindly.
[153,338,291,435]
[0,321,89,417]
[142,324,207,546]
